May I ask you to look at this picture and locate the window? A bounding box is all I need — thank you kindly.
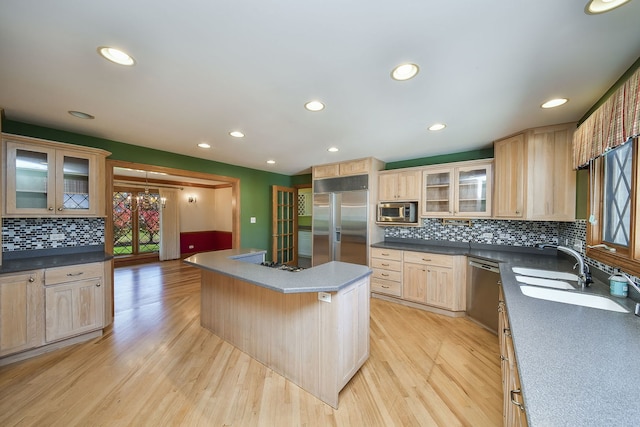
[587,138,639,276]
[113,187,161,257]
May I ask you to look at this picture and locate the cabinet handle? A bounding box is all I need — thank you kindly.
[500,355,508,362]
[503,328,511,337]
[381,263,390,267]
[515,210,520,214]
[66,272,84,277]
[57,207,64,211]
[381,285,389,289]
[96,283,101,287]
[381,253,390,256]
[28,276,35,283]
[48,207,54,211]
[381,273,389,277]
[422,258,431,262]
[510,389,525,411]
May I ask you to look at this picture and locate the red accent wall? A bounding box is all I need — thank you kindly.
[180,230,232,256]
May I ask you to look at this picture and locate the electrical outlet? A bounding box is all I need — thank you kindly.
[318,292,331,303]
[250,217,256,224]
[188,244,195,249]
[49,233,65,241]
[573,239,583,251]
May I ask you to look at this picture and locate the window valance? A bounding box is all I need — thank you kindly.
[572,66,640,168]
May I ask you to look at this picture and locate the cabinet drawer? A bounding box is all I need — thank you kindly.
[371,278,402,297]
[403,251,453,267]
[371,248,403,262]
[45,262,103,286]
[370,258,402,272]
[372,268,402,282]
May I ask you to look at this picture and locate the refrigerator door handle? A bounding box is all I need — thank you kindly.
[335,226,341,242]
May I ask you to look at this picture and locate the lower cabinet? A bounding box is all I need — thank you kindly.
[45,278,104,342]
[0,270,44,357]
[0,261,107,362]
[371,247,466,313]
[499,286,528,427]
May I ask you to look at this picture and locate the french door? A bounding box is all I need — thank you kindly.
[271,186,298,265]
[113,186,161,257]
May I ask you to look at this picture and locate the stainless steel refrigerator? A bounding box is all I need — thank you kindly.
[312,175,368,266]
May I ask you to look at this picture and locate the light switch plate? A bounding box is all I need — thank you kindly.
[250,217,256,223]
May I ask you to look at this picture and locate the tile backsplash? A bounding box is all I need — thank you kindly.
[384,218,639,283]
[2,218,105,252]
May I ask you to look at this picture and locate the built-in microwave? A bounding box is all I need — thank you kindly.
[377,202,418,223]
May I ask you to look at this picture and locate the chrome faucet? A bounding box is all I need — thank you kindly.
[535,244,593,288]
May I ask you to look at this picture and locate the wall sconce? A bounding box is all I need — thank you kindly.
[160,197,167,208]
[188,196,197,204]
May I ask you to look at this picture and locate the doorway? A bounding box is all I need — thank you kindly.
[105,160,241,267]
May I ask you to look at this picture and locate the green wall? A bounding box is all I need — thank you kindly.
[385,147,494,170]
[2,119,292,256]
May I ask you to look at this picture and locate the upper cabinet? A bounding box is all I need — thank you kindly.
[422,159,492,218]
[378,169,421,201]
[312,157,384,180]
[493,123,576,221]
[3,135,110,217]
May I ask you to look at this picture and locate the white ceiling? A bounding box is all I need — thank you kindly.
[1,1,639,176]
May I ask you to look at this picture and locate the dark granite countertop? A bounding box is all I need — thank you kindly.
[0,246,113,274]
[372,238,640,426]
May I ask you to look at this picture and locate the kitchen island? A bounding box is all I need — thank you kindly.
[183,249,371,408]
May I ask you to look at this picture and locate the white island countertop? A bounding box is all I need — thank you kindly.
[183,248,371,294]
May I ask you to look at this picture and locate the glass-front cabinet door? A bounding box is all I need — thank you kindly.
[423,168,453,216]
[56,151,95,214]
[423,161,493,218]
[6,142,57,215]
[5,141,99,216]
[455,163,492,217]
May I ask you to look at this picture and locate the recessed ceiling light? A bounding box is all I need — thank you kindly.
[391,63,419,81]
[428,123,446,131]
[328,147,339,152]
[266,160,276,164]
[68,110,95,120]
[585,0,630,14]
[197,143,211,149]
[304,100,325,112]
[97,46,135,66]
[229,131,245,138]
[541,98,569,109]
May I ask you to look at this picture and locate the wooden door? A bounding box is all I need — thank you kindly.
[271,186,298,265]
[0,271,44,356]
[425,266,453,309]
[402,262,427,303]
[494,134,525,218]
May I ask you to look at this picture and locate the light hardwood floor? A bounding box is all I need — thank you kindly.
[0,260,501,426]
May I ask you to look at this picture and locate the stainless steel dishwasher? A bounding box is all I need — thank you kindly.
[467,258,500,334]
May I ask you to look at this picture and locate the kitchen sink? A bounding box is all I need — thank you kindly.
[512,267,579,281]
[519,285,629,313]
[515,275,575,290]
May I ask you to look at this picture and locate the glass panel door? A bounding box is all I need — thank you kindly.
[62,155,90,211]
[457,167,488,214]
[423,169,452,215]
[15,149,50,209]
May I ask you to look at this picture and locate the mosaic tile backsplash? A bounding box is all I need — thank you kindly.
[2,218,105,252]
[384,218,640,287]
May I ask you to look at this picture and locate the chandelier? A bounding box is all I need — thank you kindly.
[127,172,167,211]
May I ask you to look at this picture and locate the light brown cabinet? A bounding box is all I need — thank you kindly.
[0,270,44,357]
[312,157,383,180]
[378,170,421,201]
[499,286,528,427]
[0,261,109,364]
[402,251,464,310]
[44,262,105,343]
[422,160,492,218]
[3,135,109,217]
[370,248,403,297]
[493,123,576,221]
